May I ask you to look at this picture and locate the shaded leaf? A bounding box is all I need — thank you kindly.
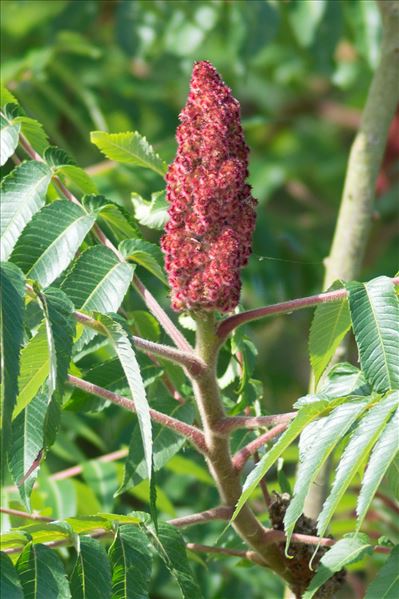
[0,262,25,474]
[364,544,399,599]
[0,161,51,260]
[44,146,97,193]
[347,277,399,393]
[70,536,112,599]
[16,542,71,598]
[317,392,399,538]
[309,281,351,387]
[91,130,167,176]
[10,390,47,509]
[10,200,96,288]
[82,194,141,241]
[303,533,372,599]
[118,397,194,492]
[131,190,169,230]
[146,522,203,599]
[96,315,152,481]
[119,238,167,284]
[109,525,152,599]
[0,551,23,599]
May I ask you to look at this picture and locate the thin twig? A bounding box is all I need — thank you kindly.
[186,542,265,565]
[232,423,289,471]
[168,506,233,528]
[0,507,52,522]
[67,375,208,455]
[217,276,399,341]
[73,310,204,375]
[217,412,296,433]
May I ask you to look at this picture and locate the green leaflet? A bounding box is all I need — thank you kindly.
[146,522,203,599]
[284,397,370,549]
[9,390,47,509]
[44,146,97,194]
[232,398,336,523]
[308,280,351,387]
[1,161,52,260]
[119,238,168,285]
[96,315,152,483]
[109,525,152,599]
[60,245,134,352]
[10,200,96,288]
[356,407,399,530]
[16,542,71,599]
[364,544,399,599]
[90,130,167,177]
[70,536,112,599]
[317,391,399,539]
[303,533,373,599]
[14,326,49,418]
[81,461,118,512]
[82,194,142,242]
[347,276,399,393]
[118,396,194,492]
[131,190,169,230]
[0,113,21,165]
[0,262,25,475]
[0,551,24,599]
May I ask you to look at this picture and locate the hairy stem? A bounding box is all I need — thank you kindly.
[305,0,399,520]
[191,312,297,586]
[217,276,399,341]
[66,375,207,454]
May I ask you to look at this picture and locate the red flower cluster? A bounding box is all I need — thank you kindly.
[161,61,257,312]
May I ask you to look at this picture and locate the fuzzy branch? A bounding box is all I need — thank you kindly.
[66,375,208,455]
[217,276,399,341]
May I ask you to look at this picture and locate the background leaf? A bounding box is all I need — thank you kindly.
[364,544,399,599]
[131,191,169,230]
[0,551,24,599]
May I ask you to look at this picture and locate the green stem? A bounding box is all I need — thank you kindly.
[304,0,399,520]
[192,312,297,588]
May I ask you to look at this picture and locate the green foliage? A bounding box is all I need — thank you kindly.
[0,161,52,261]
[1,2,398,596]
[90,131,167,177]
[309,281,351,387]
[303,533,373,598]
[347,277,399,393]
[364,544,399,599]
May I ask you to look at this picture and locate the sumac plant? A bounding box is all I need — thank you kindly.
[1,34,399,599]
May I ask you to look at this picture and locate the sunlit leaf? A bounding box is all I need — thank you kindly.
[347,277,399,393]
[16,542,71,599]
[10,200,96,288]
[131,190,169,230]
[91,130,167,177]
[0,113,21,165]
[0,161,51,260]
[109,525,152,599]
[364,544,399,599]
[70,536,112,599]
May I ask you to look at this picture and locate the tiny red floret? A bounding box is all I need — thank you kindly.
[161,61,257,312]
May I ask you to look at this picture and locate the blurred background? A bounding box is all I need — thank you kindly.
[1,1,398,597]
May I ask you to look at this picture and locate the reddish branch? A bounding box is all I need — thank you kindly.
[217,276,399,341]
[232,423,289,471]
[67,375,208,455]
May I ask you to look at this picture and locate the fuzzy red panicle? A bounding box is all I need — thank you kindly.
[161,61,257,312]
